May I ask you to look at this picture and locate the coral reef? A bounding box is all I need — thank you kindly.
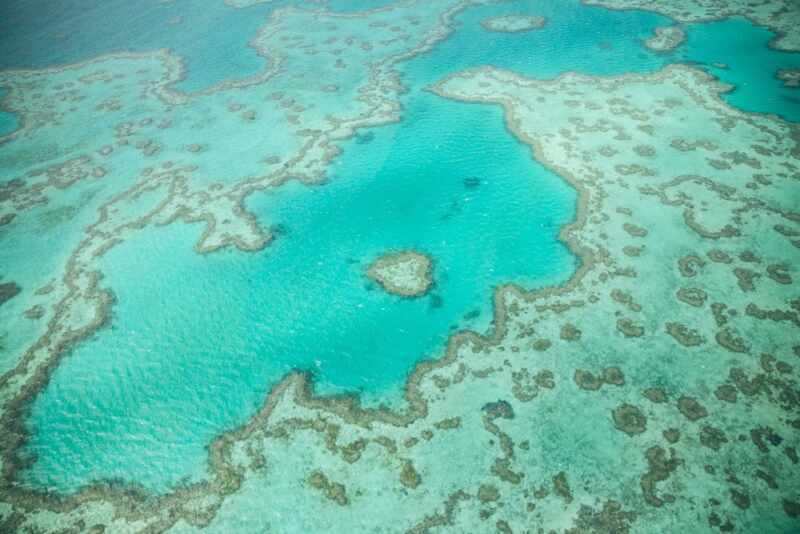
[480,15,547,33]
[366,250,433,297]
[0,1,798,533]
[644,25,686,52]
[0,282,20,307]
[777,68,800,88]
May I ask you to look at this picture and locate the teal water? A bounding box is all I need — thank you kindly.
[422,1,800,121]
[0,0,409,94]
[412,0,667,80]
[13,0,800,495]
[1,1,798,110]
[1,0,798,110]
[328,0,398,11]
[678,18,800,122]
[0,0,277,93]
[0,88,16,137]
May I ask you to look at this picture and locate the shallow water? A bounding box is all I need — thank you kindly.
[1,0,799,526]
[15,0,800,493]
[22,85,580,491]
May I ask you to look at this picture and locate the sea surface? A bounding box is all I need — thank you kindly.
[2,0,799,503]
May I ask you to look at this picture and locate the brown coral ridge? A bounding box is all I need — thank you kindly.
[612,403,647,436]
[574,366,625,391]
[307,470,349,506]
[0,281,21,307]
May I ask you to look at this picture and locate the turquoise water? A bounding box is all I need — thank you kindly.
[412,0,666,80]
[679,18,800,122]
[422,2,800,121]
[22,91,576,491]
[328,0,398,11]
[11,0,800,495]
[0,88,16,137]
